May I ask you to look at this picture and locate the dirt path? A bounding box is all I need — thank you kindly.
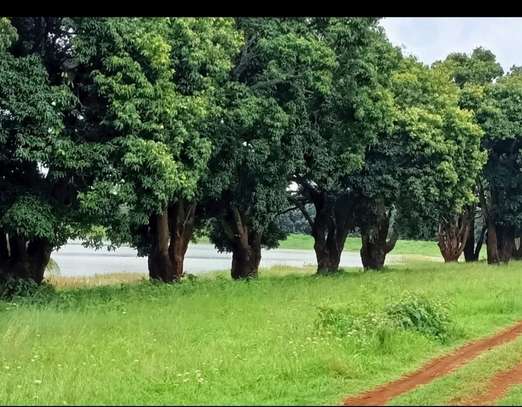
[453,362,522,406]
[343,320,522,406]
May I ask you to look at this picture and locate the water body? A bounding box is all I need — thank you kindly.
[49,243,379,277]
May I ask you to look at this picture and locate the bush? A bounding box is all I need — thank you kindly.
[316,292,452,344]
[385,292,451,342]
[0,276,55,300]
[315,305,393,339]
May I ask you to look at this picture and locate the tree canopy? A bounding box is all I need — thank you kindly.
[2,17,520,285]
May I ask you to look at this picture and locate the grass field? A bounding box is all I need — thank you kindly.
[278,234,445,257]
[196,233,483,260]
[1,261,522,405]
[390,334,522,406]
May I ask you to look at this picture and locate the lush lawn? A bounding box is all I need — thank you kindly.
[197,233,479,259]
[277,234,445,257]
[1,261,522,405]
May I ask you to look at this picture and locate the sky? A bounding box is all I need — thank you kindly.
[380,18,522,72]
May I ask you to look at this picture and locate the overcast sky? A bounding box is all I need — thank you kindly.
[380,18,522,72]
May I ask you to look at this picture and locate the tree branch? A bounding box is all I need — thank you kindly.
[276,206,299,217]
[290,197,314,229]
[233,34,257,80]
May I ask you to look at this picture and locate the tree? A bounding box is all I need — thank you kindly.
[73,18,242,282]
[205,18,336,279]
[349,57,484,268]
[434,47,503,262]
[291,18,399,273]
[472,69,522,263]
[0,17,76,283]
[440,47,504,88]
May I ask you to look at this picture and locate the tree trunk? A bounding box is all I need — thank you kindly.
[463,208,476,262]
[513,237,522,260]
[148,210,175,282]
[360,207,398,270]
[168,200,196,280]
[437,214,470,263]
[497,224,515,263]
[231,235,261,280]
[486,216,500,264]
[0,231,51,284]
[225,207,262,280]
[302,192,353,274]
[312,205,346,274]
[314,233,346,274]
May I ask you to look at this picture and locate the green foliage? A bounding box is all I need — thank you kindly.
[276,207,314,234]
[296,18,398,191]
[315,304,393,341]
[0,17,77,257]
[382,58,484,226]
[469,65,522,233]
[72,17,242,253]
[435,47,504,87]
[385,292,451,342]
[1,196,58,243]
[0,17,17,51]
[206,18,338,252]
[0,276,55,300]
[316,292,451,343]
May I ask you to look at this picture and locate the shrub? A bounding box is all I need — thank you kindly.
[385,292,451,342]
[315,305,393,340]
[0,276,55,300]
[316,292,452,344]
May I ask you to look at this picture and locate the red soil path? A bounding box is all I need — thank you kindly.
[455,362,522,405]
[343,320,522,406]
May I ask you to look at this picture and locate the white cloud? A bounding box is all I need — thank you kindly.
[380,17,522,72]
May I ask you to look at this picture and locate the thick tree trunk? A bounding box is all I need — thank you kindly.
[497,224,515,263]
[312,202,347,274]
[437,215,470,263]
[486,217,500,265]
[0,231,51,284]
[301,192,353,274]
[314,228,346,274]
[231,235,261,279]
[223,207,262,280]
[464,209,476,262]
[148,210,175,282]
[360,208,398,270]
[168,201,196,280]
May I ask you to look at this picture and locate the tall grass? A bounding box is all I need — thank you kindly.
[1,261,522,405]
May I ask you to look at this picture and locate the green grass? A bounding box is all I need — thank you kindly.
[498,384,522,405]
[277,234,444,257]
[389,331,522,406]
[197,233,484,260]
[2,261,522,405]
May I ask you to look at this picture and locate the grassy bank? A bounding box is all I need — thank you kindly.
[277,234,444,257]
[1,261,521,405]
[197,233,481,259]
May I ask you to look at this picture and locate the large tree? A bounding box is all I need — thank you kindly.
[0,18,79,284]
[471,69,522,263]
[291,18,398,273]
[349,57,484,268]
[434,47,503,262]
[205,18,336,279]
[73,18,242,282]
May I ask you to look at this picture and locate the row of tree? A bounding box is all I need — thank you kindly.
[0,17,520,285]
